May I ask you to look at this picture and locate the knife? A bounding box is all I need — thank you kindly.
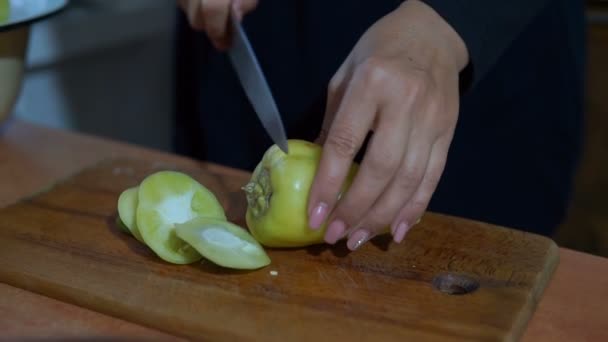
[227,8,289,154]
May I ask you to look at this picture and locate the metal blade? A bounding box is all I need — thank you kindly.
[227,10,289,154]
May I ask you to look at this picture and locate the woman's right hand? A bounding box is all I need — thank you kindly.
[177,0,259,50]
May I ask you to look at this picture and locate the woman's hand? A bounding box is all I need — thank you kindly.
[177,0,258,50]
[307,0,469,250]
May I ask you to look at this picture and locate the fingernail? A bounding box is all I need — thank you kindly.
[390,223,398,236]
[309,202,328,229]
[394,222,409,243]
[324,220,345,244]
[347,229,370,250]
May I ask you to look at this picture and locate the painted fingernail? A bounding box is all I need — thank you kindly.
[324,220,346,244]
[347,229,370,250]
[394,222,409,243]
[309,202,328,229]
[391,223,399,236]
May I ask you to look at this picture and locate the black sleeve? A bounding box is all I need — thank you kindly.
[420,0,552,91]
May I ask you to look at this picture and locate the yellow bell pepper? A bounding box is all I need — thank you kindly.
[244,139,358,247]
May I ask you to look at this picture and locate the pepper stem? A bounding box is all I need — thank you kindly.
[242,167,272,218]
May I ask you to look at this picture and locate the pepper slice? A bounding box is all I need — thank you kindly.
[175,217,271,270]
[116,216,131,234]
[136,171,227,264]
[117,186,145,243]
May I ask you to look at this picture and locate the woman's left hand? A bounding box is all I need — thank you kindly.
[306,0,469,250]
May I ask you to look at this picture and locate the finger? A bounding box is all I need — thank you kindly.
[345,121,434,250]
[307,69,377,231]
[237,0,258,17]
[226,0,258,47]
[392,134,452,243]
[316,60,353,145]
[181,0,206,31]
[328,103,411,245]
[202,0,232,50]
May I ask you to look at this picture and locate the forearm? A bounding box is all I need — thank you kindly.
[420,0,552,90]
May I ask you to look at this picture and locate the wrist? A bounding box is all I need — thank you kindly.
[396,0,469,71]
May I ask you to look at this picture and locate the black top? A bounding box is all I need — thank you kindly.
[172,0,587,236]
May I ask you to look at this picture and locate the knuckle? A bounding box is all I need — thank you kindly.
[328,76,342,96]
[356,58,434,99]
[358,57,393,87]
[406,69,431,95]
[409,62,432,80]
[424,99,442,120]
[423,168,444,190]
[395,165,425,193]
[390,63,431,98]
[322,173,345,192]
[365,151,400,179]
[391,74,410,94]
[326,128,359,159]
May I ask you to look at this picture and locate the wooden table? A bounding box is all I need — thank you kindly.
[1,120,606,341]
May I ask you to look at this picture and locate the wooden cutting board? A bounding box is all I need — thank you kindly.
[0,158,558,341]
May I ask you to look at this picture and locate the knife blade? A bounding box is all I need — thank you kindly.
[227,9,289,154]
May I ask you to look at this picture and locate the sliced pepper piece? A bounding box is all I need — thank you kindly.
[117,186,145,243]
[136,171,227,264]
[115,216,131,234]
[175,216,271,270]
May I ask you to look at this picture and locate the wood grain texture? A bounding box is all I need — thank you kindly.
[0,120,201,340]
[0,157,559,341]
[0,283,182,340]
